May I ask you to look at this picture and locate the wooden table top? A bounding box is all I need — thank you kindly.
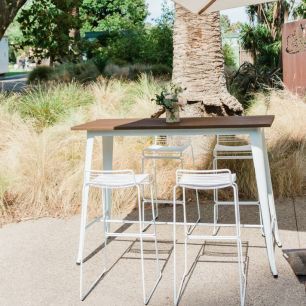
[71,116,275,132]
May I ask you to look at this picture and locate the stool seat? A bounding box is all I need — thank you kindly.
[144,144,190,153]
[214,144,252,152]
[178,173,236,189]
[87,171,150,188]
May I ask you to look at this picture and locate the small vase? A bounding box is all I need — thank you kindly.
[166,104,180,123]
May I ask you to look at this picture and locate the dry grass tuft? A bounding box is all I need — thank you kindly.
[220,90,306,200]
[0,83,305,225]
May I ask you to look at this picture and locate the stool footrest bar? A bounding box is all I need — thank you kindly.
[187,235,240,241]
[105,232,156,238]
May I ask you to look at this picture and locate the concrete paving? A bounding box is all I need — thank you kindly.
[0,198,305,306]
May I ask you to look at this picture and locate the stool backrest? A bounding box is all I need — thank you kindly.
[217,135,249,146]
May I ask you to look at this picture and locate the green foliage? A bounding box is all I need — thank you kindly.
[296,0,306,18]
[87,1,174,72]
[240,23,281,68]
[142,3,174,68]
[80,0,148,32]
[17,0,82,64]
[14,83,93,129]
[236,1,293,103]
[28,66,55,83]
[28,61,100,84]
[227,62,282,109]
[223,43,237,68]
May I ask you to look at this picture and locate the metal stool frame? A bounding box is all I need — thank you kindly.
[142,136,200,224]
[173,169,246,306]
[213,135,264,235]
[79,170,162,304]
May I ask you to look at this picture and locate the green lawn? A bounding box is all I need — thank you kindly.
[4,71,29,78]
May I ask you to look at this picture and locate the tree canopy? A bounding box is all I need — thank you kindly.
[80,0,148,32]
[0,0,27,39]
[17,0,82,64]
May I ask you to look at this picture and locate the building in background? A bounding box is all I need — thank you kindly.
[0,37,9,75]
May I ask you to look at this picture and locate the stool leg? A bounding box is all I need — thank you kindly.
[213,158,219,236]
[141,157,146,230]
[174,187,188,306]
[137,185,147,304]
[233,184,246,306]
[138,185,161,305]
[190,144,195,167]
[213,196,219,236]
[182,187,188,276]
[213,158,219,204]
[102,188,108,273]
[173,185,178,305]
[150,184,161,277]
[195,189,201,223]
[187,189,201,235]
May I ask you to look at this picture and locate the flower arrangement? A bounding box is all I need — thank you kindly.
[152,83,186,123]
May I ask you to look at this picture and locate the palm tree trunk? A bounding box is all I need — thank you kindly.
[172,4,243,116]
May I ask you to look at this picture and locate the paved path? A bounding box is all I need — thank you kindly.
[0,198,305,305]
[0,74,28,92]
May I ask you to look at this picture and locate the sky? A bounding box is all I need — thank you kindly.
[146,0,249,23]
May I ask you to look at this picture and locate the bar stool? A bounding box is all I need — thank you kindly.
[142,136,199,222]
[173,169,246,306]
[79,170,162,304]
[213,135,263,235]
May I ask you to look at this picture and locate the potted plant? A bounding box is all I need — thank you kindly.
[152,84,186,123]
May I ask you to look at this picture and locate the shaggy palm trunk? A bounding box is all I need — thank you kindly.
[173,5,243,116]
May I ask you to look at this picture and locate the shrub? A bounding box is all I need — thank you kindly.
[223,43,237,68]
[28,61,100,84]
[150,64,172,78]
[28,66,54,84]
[53,61,100,83]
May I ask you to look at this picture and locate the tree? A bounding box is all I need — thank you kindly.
[240,1,299,69]
[17,0,82,65]
[0,0,27,39]
[80,0,148,32]
[172,5,243,116]
[246,1,296,40]
[143,1,174,67]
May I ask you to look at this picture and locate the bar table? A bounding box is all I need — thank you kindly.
[72,116,282,277]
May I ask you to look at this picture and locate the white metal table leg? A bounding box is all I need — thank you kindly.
[260,129,282,247]
[250,129,278,277]
[76,134,94,264]
[102,136,113,230]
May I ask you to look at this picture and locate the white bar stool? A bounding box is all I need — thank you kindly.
[142,136,199,222]
[79,170,162,304]
[213,135,264,235]
[173,169,246,306]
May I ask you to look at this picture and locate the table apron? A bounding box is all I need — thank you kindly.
[87,128,259,138]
